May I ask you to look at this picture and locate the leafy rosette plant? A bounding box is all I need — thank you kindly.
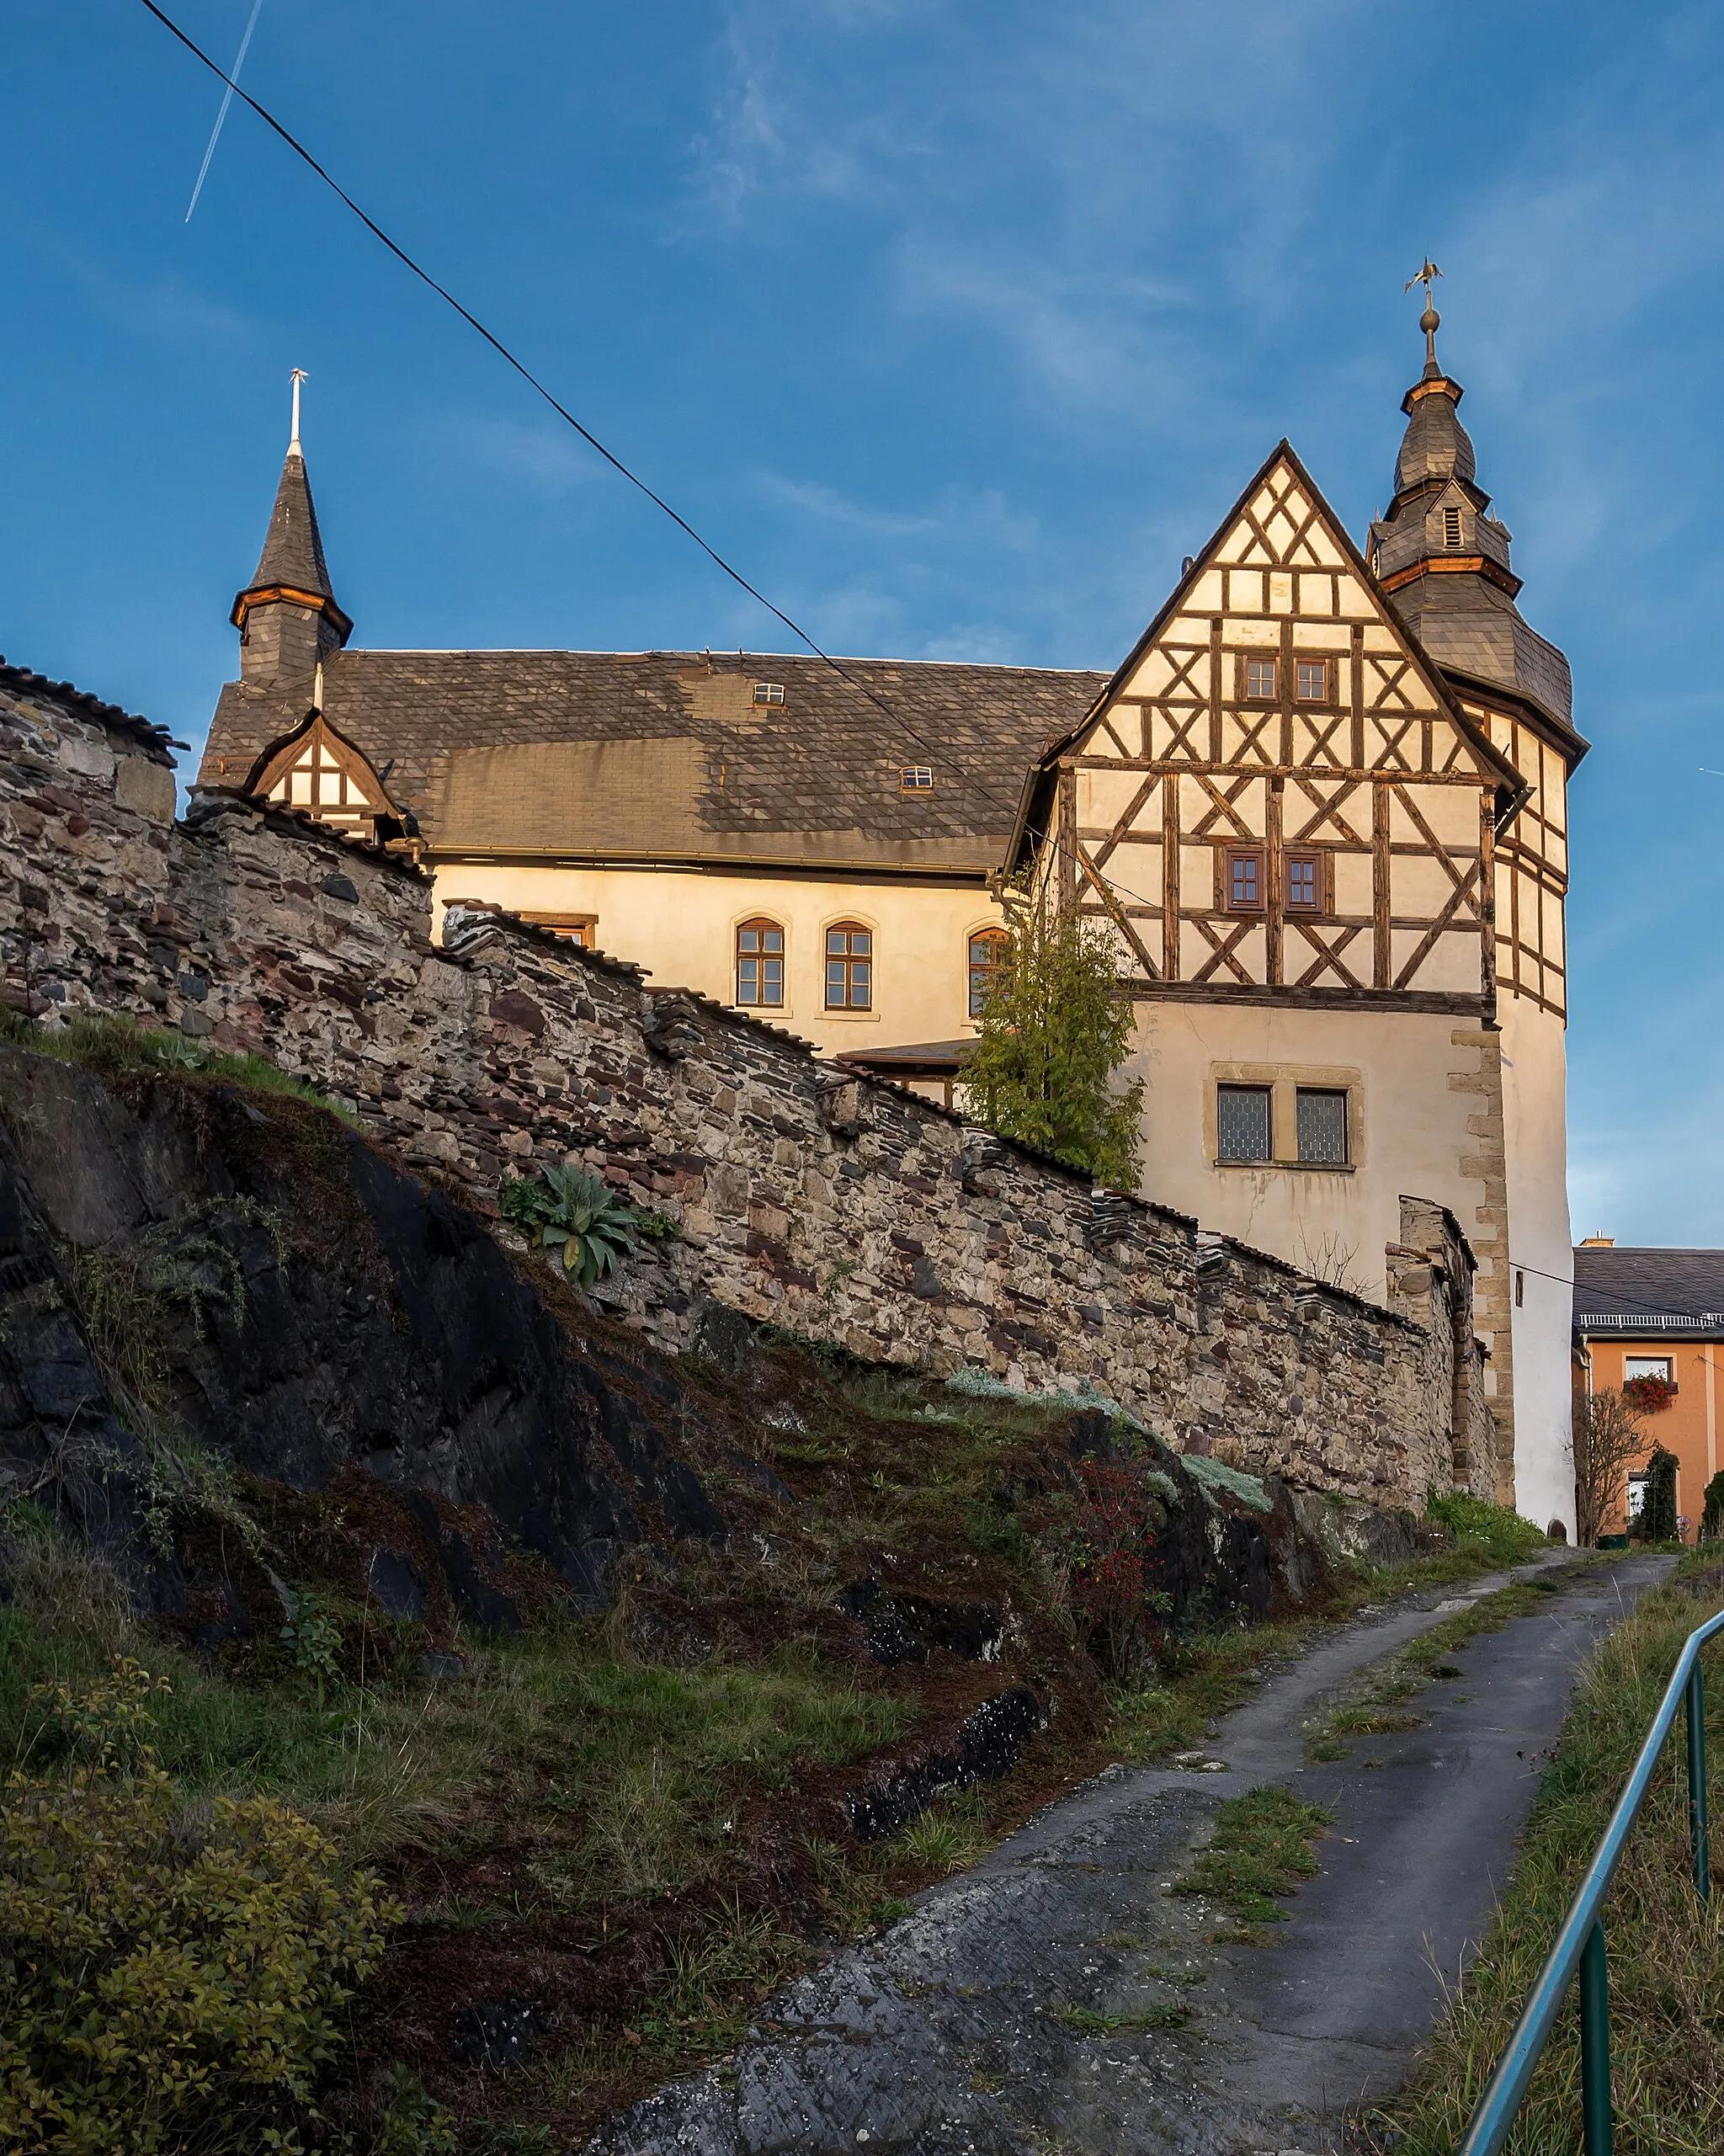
[499,1162,641,1290]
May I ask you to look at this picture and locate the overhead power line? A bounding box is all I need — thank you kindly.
[138,0,1151,909]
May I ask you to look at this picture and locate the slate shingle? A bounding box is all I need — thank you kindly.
[200,647,1108,871]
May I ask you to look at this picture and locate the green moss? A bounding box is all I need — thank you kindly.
[1,1009,362,1127]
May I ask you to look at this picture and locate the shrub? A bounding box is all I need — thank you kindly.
[0,1658,396,2154]
[1702,1470,1724,1545]
[1425,1491,1546,1568]
[1061,1451,1173,1678]
[1632,1444,1680,1543]
[499,1162,640,1289]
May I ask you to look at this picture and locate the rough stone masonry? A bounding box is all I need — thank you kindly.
[0,660,1495,1511]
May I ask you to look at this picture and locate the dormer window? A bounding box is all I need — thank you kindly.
[1443,504,1462,548]
[753,681,785,705]
[899,766,934,791]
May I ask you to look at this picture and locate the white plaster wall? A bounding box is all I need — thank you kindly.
[1499,995,1576,1535]
[1125,1001,1489,1311]
[429,861,1002,1058]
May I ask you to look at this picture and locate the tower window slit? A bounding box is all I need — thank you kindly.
[1443,504,1462,548]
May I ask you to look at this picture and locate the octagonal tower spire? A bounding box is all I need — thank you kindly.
[1370,281,1572,733]
[231,370,353,691]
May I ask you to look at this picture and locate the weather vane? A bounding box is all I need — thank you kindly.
[1404,258,1443,370]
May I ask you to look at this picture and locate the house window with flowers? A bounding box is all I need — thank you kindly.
[1623,1355,1678,1414]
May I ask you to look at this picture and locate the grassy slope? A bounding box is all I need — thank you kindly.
[1375,1557,1724,2156]
[0,1435,1546,2150]
[0,1022,1555,2151]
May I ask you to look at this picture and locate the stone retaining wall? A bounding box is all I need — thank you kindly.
[0,666,1496,1509]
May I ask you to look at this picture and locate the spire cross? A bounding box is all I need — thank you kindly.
[289,367,308,455]
[1403,259,1443,371]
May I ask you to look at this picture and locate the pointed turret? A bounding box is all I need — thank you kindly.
[231,372,353,690]
[1370,302,1572,732]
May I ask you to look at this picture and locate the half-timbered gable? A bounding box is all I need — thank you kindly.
[242,709,399,836]
[1020,443,1524,1015]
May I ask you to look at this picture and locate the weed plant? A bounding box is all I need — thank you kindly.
[1173,1783,1333,1929]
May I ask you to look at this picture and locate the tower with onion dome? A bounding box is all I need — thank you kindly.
[1372,271,1585,1536]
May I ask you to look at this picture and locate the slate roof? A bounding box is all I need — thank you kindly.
[201,649,1109,875]
[1371,355,1579,743]
[235,447,342,615]
[1388,571,1578,740]
[1572,1247,1724,1334]
[838,1036,978,1077]
[1395,375,1478,495]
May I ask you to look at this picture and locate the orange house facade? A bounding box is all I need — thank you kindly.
[1573,1241,1724,1541]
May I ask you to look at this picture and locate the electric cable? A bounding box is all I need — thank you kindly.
[137,0,1157,915]
[1519,1251,1724,1327]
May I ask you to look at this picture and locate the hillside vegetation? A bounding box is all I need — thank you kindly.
[0,1027,1541,2152]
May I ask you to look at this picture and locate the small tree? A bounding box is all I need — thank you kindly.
[1572,1386,1650,1548]
[963,898,1144,1189]
[1633,1444,1680,1544]
[1700,1470,1724,1544]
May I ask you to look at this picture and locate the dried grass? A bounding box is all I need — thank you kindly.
[1372,1561,1724,2156]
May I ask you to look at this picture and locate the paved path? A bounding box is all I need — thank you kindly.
[586,1554,1673,2156]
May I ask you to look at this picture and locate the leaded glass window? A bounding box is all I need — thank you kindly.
[1296,1088,1349,1164]
[1218,1084,1272,1163]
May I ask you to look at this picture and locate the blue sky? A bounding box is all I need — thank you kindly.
[3,1,1719,1241]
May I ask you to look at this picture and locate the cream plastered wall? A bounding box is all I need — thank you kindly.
[428,862,1003,1057]
[1498,995,1576,1535]
[1125,997,1493,1316]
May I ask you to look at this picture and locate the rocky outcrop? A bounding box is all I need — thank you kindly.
[0,1045,730,1629]
[0,670,1494,1513]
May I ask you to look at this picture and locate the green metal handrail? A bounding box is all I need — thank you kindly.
[1456,1603,1723,2156]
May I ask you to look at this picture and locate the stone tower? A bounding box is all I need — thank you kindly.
[1372,296,1586,1530]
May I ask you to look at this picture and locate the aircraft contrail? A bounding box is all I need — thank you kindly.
[184,0,264,222]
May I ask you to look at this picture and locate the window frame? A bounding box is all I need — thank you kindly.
[517,910,598,948]
[1282,847,1328,915]
[1294,1085,1350,1166]
[1220,844,1268,914]
[898,765,935,793]
[752,680,786,705]
[1294,657,1333,705]
[1216,1083,1274,1164]
[1238,653,1280,703]
[966,927,1010,1019]
[824,920,874,1011]
[1625,1355,1675,1385]
[734,917,785,1009]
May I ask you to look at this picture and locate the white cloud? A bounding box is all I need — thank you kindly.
[445,413,602,493]
[755,470,1037,551]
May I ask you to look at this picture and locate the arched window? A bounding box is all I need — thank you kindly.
[736,918,785,1007]
[825,922,872,1009]
[968,927,1010,1017]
